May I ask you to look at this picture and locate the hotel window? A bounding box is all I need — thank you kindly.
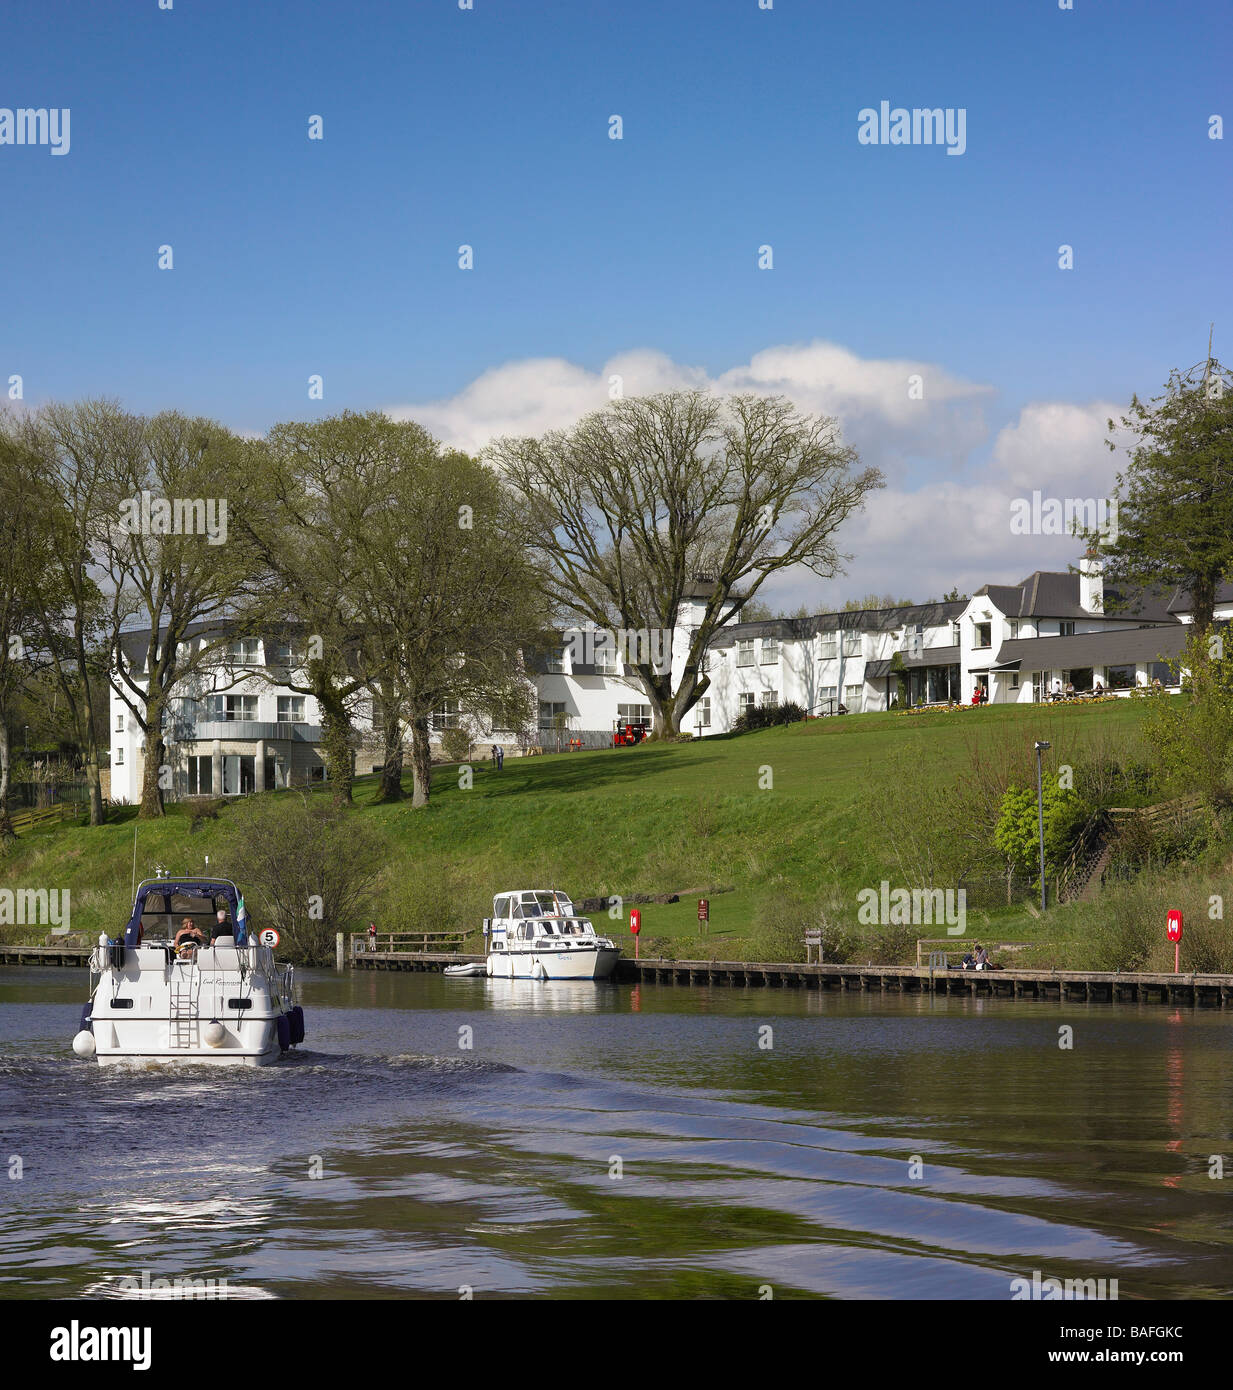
[818,632,837,660]
[761,690,778,707]
[434,698,462,731]
[951,620,961,645]
[696,697,711,728]
[974,621,991,649]
[115,713,125,732]
[277,696,306,724]
[544,646,565,674]
[1009,672,1020,690]
[1059,620,1076,636]
[1008,621,1019,639]
[760,638,779,664]
[819,685,838,706]
[844,684,863,713]
[268,640,292,666]
[115,747,124,765]
[617,703,651,729]
[736,640,755,667]
[842,631,861,657]
[594,644,619,675]
[229,638,260,666]
[738,692,756,716]
[210,694,258,722]
[538,701,566,730]
[187,755,212,796]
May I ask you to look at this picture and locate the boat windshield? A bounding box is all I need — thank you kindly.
[515,891,573,918]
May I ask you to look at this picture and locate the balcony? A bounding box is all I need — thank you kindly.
[186,721,323,743]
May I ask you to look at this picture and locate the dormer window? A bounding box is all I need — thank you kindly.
[974,621,992,649]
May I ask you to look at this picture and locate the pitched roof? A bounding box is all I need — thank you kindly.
[707,600,967,649]
[972,570,1178,622]
[991,624,1186,670]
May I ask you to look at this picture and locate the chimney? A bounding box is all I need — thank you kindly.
[1079,553,1103,614]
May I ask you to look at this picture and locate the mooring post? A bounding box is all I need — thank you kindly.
[335,932,344,971]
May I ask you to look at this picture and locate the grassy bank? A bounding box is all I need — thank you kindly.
[0,698,1213,967]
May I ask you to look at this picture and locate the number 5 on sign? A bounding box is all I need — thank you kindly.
[259,928,281,948]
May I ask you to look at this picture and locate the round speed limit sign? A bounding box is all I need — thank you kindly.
[259,928,281,948]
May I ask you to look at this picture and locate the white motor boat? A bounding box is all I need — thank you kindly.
[484,889,621,980]
[71,875,304,1066]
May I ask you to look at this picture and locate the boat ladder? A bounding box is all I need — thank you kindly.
[170,964,200,1049]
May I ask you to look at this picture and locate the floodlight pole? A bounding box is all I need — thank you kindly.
[1035,740,1051,912]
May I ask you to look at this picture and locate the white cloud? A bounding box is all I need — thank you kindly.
[385,343,1129,610]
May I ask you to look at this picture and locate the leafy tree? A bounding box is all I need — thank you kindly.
[994,778,1084,883]
[492,391,881,737]
[15,401,118,825]
[841,593,913,611]
[251,413,544,808]
[0,428,65,841]
[1090,349,1233,635]
[219,793,383,965]
[101,409,264,818]
[1141,629,1233,810]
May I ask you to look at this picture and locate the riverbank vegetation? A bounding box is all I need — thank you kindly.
[6,694,1229,968]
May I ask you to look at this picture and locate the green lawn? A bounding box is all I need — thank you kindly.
[0,698,1158,962]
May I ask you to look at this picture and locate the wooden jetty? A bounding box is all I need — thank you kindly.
[9,938,1233,1006]
[615,957,1233,1007]
[0,944,92,967]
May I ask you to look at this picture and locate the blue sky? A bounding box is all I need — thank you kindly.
[2,0,1229,602]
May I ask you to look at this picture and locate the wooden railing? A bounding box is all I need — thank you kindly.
[915,938,1038,967]
[8,803,76,835]
[350,930,468,956]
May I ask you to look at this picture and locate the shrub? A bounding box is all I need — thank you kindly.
[439,727,473,763]
[218,792,384,964]
[731,701,805,734]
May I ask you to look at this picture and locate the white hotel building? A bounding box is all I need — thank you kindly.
[109,564,1195,803]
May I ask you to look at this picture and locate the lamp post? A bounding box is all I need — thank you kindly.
[1034,740,1051,912]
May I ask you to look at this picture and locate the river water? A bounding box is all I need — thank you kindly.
[2,965,1231,1300]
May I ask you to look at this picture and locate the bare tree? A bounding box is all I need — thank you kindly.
[490,391,883,736]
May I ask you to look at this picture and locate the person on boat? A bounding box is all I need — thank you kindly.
[174,917,209,957]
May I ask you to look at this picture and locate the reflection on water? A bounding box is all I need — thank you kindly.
[1,966,1232,1299]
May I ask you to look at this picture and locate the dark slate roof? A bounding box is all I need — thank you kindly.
[991,624,1186,670]
[901,643,961,668]
[708,600,966,650]
[972,570,1178,622]
[1168,582,1233,615]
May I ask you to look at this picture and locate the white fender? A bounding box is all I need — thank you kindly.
[72,1029,96,1059]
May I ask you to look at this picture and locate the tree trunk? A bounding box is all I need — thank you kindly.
[410,718,432,808]
[0,719,14,844]
[373,699,404,804]
[311,673,354,806]
[84,744,105,825]
[139,714,166,819]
